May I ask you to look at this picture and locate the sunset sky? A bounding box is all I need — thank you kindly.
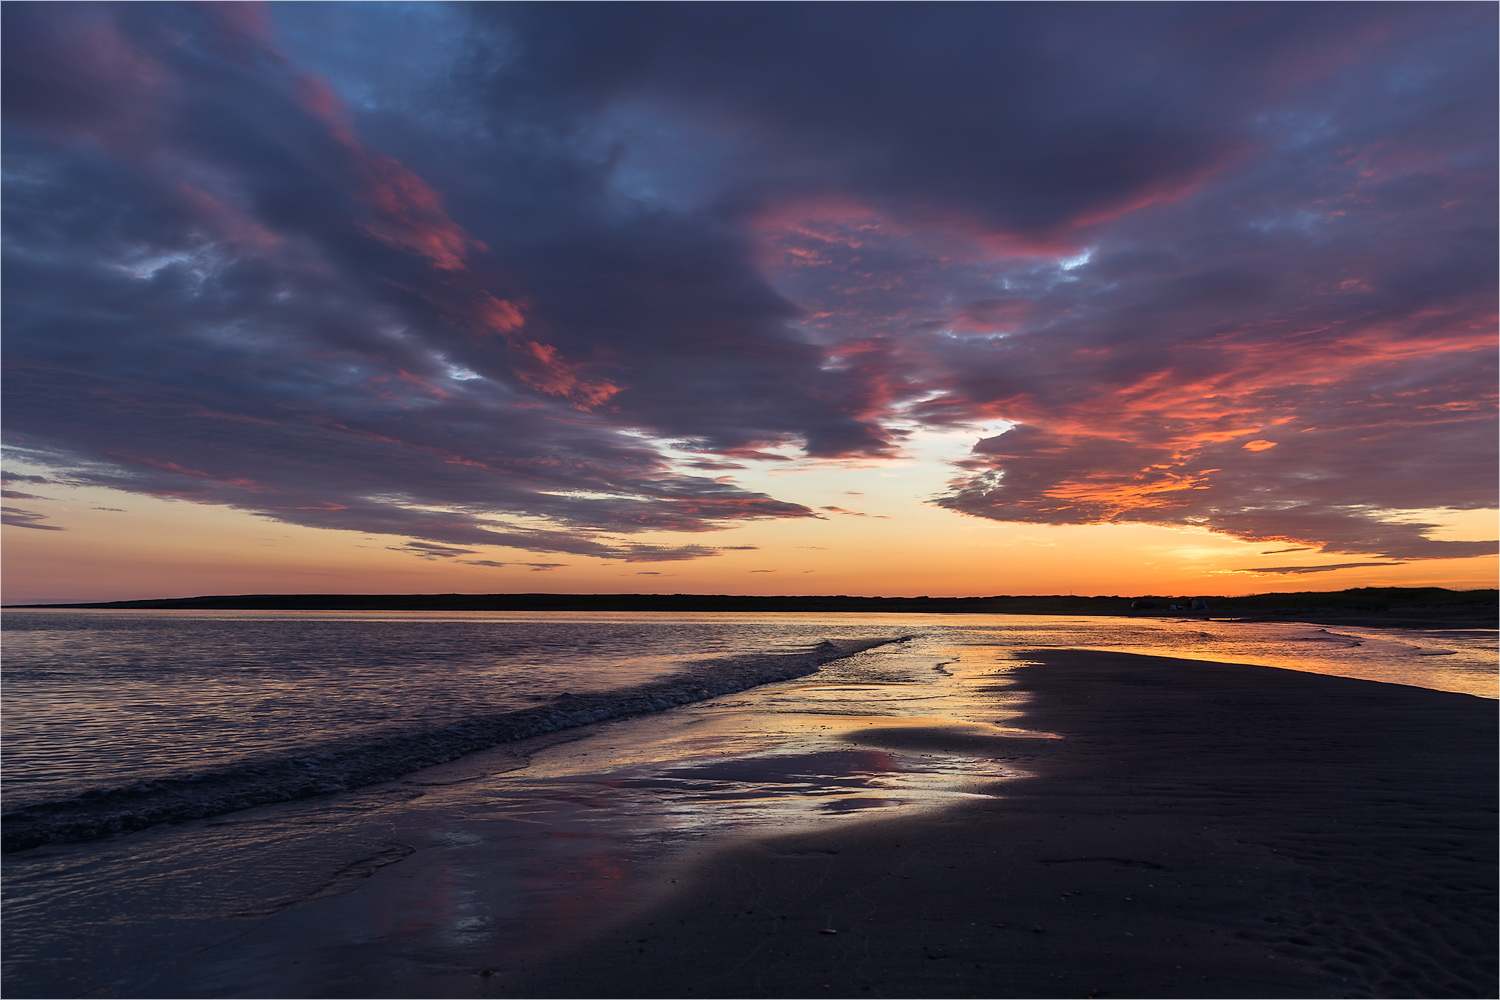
[3,2,1495,605]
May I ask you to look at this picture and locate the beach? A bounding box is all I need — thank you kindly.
[499,650,1497,999]
[3,622,1496,998]
[6,5,1496,998]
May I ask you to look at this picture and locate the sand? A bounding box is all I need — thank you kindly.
[497,650,1498,999]
[5,645,1494,999]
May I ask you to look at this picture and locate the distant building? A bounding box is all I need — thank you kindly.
[1190,597,1208,611]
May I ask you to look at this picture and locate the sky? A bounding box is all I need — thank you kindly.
[3,2,1496,605]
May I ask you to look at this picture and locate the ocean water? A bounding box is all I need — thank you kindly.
[3,610,1494,839]
[2,610,1494,997]
[0,612,905,807]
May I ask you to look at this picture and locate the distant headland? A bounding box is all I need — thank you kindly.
[8,586,1495,628]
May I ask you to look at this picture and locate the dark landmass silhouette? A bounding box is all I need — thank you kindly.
[9,586,1495,627]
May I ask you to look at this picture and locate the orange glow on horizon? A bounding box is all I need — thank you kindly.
[3,476,1492,606]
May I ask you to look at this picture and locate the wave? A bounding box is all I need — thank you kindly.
[1285,628,1363,648]
[1,636,908,853]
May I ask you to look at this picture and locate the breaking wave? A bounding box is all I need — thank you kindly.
[2,636,909,852]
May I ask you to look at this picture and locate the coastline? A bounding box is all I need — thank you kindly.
[498,650,1498,999]
[1217,611,1496,631]
[0,636,909,853]
[7,587,1494,631]
[4,644,1494,998]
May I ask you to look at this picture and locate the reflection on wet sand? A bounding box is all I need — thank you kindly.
[6,615,1492,998]
[354,642,1036,980]
[3,637,1039,998]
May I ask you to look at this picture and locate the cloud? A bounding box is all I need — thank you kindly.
[1228,562,1409,576]
[390,541,479,560]
[2,4,1493,567]
[460,559,564,571]
[1,507,64,531]
[3,4,830,564]
[2,490,44,500]
[820,505,889,519]
[681,459,748,471]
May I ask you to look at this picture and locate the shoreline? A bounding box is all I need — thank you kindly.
[1,636,910,853]
[1216,612,1496,631]
[4,645,1494,998]
[495,650,1498,999]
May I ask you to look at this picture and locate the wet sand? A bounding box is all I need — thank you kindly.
[5,643,1494,999]
[501,650,1498,999]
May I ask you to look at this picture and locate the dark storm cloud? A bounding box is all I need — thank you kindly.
[2,3,1494,561]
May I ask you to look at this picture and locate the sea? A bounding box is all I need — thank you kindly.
[2,610,1495,997]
